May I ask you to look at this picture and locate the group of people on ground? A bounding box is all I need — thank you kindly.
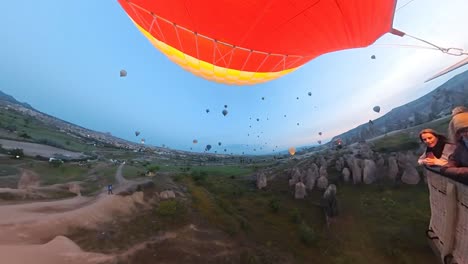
[418,106,468,184]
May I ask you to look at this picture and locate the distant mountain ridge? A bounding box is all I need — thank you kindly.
[2,69,468,155]
[330,69,468,145]
[0,90,144,151]
[0,91,35,110]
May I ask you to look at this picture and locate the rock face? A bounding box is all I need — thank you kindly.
[256,172,267,189]
[387,156,399,181]
[362,159,377,184]
[319,165,328,178]
[335,157,345,172]
[401,166,420,185]
[289,167,302,186]
[321,184,338,217]
[295,182,307,199]
[351,158,362,184]
[159,190,176,200]
[316,176,328,190]
[342,168,351,182]
[304,168,317,190]
[17,169,40,189]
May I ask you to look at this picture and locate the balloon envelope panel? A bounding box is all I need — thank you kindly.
[118,0,397,84]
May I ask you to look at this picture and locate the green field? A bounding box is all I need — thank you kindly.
[70,161,438,264]
[0,108,94,152]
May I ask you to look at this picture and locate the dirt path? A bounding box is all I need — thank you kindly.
[115,163,127,185]
[0,162,144,264]
[0,139,88,159]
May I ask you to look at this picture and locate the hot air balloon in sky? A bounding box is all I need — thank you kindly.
[135,131,140,137]
[120,69,127,77]
[288,147,296,156]
[222,109,228,116]
[117,0,398,85]
[373,106,381,113]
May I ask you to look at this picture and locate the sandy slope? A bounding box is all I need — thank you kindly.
[0,236,113,264]
[0,163,141,264]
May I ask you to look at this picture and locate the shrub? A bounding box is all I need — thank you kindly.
[298,223,318,246]
[268,197,280,213]
[191,171,207,185]
[146,165,160,173]
[19,132,31,139]
[290,208,302,224]
[9,148,24,159]
[157,200,187,220]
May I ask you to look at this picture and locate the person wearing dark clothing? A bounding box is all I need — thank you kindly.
[107,184,113,195]
[417,129,455,167]
[440,112,468,184]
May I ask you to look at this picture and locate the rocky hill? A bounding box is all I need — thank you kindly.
[331,70,468,145]
[0,91,34,110]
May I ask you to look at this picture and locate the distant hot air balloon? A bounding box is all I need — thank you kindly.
[206,109,210,113]
[296,97,299,100]
[224,148,227,152]
[256,118,260,122]
[120,69,127,77]
[262,97,265,100]
[193,139,198,144]
[284,115,286,117]
[297,123,300,126]
[318,140,322,144]
[135,131,140,136]
[308,92,312,96]
[222,109,228,116]
[335,138,343,149]
[205,144,212,151]
[218,142,222,146]
[371,55,376,59]
[319,132,322,136]
[288,147,296,156]
[373,106,381,113]
[224,105,228,108]
[117,0,398,85]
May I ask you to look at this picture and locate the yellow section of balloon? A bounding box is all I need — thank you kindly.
[131,19,298,85]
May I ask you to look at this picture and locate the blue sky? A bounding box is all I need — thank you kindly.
[1,0,468,154]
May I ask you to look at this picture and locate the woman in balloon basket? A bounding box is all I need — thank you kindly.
[417,129,455,172]
[440,112,468,184]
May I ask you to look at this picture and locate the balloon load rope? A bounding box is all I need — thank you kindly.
[393,29,468,56]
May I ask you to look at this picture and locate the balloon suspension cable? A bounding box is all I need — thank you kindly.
[404,33,468,56]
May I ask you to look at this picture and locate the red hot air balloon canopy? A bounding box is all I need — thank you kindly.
[118,0,397,85]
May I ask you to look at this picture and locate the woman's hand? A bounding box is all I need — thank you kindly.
[423,158,447,166]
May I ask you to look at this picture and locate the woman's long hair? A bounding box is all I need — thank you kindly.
[418,129,449,144]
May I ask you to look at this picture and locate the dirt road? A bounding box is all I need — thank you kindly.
[0,162,143,264]
[0,139,88,159]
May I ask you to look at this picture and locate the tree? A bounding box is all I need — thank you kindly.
[9,148,24,159]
